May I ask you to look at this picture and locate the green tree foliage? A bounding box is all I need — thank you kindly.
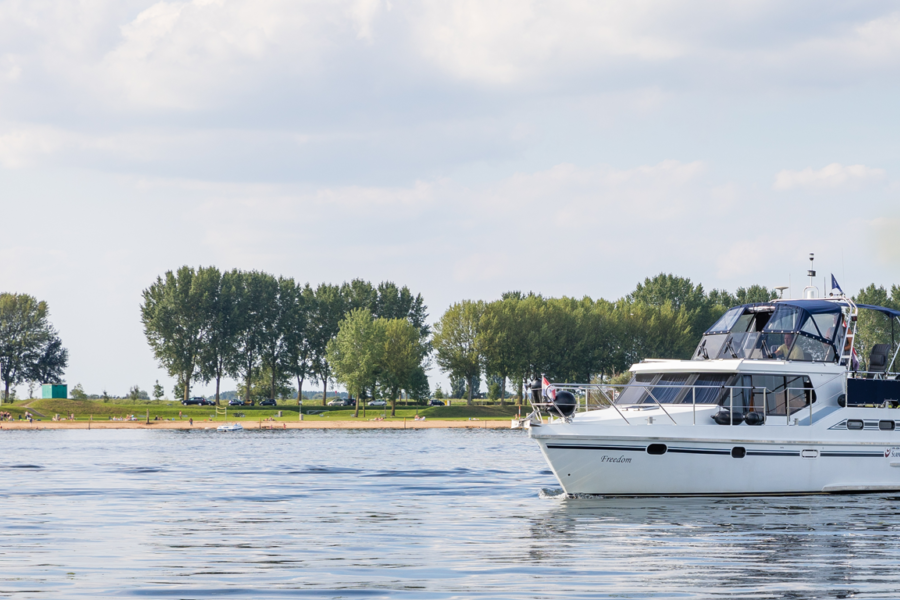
[854,284,900,370]
[433,300,484,405]
[736,285,778,304]
[152,380,164,401]
[143,268,430,409]
[449,376,467,399]
[309,283,345,406]
[198,267,241,403]
[281,282,315,404]
[436,276,784,397]
[128,385,148,402]
[407,366,431,402]
[378,318,429,416]
[327,308,384,417]
[231,271,280,405]
[237,366,296,402]
[0,293,68,402]
[141,267,208,402]
[71,383,87,400]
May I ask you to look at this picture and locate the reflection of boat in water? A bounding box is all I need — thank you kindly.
[530,263,900,496]
[217,423,244,432]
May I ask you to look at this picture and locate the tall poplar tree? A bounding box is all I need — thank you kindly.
[433,300,484,405]
[230,271,279,404]
[141,266,207,402]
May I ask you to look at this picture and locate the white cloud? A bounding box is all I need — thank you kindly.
[0,126,65,168]
[409,0,686,85]
[773,163,886,191]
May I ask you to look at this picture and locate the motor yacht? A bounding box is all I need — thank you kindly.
[529,276,900,496]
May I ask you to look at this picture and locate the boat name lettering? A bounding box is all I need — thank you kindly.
[885,448,900,459]
[600,455,632,464]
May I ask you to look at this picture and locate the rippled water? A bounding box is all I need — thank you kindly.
[3,429,900,599]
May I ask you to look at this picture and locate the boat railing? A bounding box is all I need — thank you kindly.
[537,382,825,426]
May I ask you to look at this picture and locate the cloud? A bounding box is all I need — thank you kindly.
[0,126,65,168]
[773,163,886,191]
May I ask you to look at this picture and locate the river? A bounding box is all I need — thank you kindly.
[2,428,898,598]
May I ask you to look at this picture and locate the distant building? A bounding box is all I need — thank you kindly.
[42,384,67,399]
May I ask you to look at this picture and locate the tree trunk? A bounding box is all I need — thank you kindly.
[215,376,221,404]
[354,389,360,418]
[391,395,396,417]
[516,378,523,406]
[244,367,251,404]
[467,375,474,406]
[2,380,8,405]
[271,367,276,401]
[183,373,190,403]
[500,375,506,407]
[296,375,304,405]
[322,370,328,406]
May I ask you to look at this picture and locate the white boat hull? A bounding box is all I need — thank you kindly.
[532,409,900,496]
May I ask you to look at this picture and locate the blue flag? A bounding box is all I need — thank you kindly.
[831,274,843,295]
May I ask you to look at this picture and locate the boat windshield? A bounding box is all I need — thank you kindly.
[693,302,842,362]
[615,373,734,405]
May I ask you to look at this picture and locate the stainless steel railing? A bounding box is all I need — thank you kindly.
[533,382,823,426]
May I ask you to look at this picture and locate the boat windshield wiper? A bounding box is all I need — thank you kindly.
[724,337,738,359]
[760,338,773,359]
[697,339,709,359]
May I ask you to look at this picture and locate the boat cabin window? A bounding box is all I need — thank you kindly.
[727,374,815,416]
[616,372,816,415]
[615,373,734,405]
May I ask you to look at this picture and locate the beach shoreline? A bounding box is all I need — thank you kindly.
[0,419,512,430]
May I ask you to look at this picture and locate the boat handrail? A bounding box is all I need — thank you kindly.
[536,382,838,426]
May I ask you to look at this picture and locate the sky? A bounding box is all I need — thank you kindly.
[1,0,899,398]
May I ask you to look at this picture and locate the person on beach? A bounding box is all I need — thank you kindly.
[189,417,193,426]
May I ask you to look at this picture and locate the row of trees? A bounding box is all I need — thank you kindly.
[140,267,428,404]
[432,275,777,405]
[0,293,68,403]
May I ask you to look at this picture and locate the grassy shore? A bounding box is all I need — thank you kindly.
[0,398,526,424]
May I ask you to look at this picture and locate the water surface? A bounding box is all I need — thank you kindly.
[2,428,899,599]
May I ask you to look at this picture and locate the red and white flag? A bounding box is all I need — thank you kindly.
[542,376,557,400]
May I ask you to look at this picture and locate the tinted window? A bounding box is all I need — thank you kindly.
[748,374,815,416]
[646,373,691,404]
[690,373,731,404]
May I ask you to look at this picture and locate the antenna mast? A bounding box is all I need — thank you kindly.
[804,253,818,299]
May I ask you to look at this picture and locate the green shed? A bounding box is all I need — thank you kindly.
[42,384,67,399]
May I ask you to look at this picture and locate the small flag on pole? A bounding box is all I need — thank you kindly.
[831,274,844,295]
[542,376,557,401]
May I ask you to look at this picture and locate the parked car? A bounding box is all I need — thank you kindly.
[328,398,354,407]
[182,397,212,406]
[428,399,445,406]
[367,400,387,407]
[228,399,244,406]
[259,399,277,407]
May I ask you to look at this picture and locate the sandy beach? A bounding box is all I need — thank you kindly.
[0,419,512,430]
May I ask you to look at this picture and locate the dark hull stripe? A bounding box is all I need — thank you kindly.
[668,448,730,455]
[747,451,800,456]
[546,444,646,451]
